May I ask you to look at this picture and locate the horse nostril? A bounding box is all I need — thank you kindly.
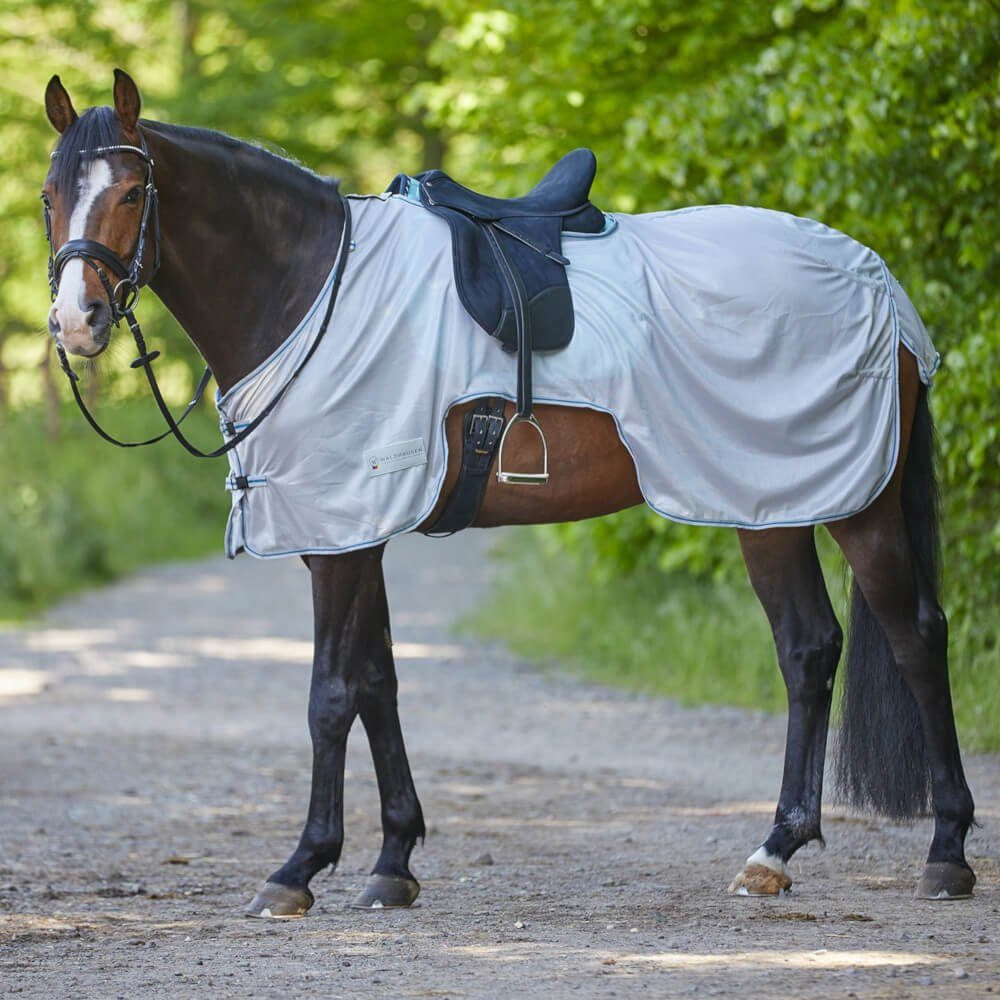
[48,313,61,335]
[84,300,107,326]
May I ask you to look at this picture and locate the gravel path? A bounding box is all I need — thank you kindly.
[0,530,997,998]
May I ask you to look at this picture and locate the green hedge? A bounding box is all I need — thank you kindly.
[465,530,998,754]
[0,402,227,619]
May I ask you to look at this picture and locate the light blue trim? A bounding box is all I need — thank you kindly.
[880,257,940,384]
[223,431,248,558]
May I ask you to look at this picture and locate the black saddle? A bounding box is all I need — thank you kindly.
[387,150,605,484]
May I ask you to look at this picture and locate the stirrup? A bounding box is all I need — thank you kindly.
[496,414,549,485]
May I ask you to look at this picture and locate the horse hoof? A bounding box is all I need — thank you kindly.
[915,862,976,900]
[350,874,420,909]
[728,862,793,897]
[244,881,314,919]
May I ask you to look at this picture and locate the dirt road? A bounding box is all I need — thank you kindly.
[0,531,996,998]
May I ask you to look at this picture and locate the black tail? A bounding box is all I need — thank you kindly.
[835,385,936,819]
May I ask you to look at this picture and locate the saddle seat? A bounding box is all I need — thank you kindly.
[387,148,606,353]
[418,147,604,226]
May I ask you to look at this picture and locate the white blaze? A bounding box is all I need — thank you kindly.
[746,845,789,876]
[51,158,113,340]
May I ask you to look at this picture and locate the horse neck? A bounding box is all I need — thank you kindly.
[143,123,344,394]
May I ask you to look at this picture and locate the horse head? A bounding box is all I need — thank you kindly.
[42,70,157,358]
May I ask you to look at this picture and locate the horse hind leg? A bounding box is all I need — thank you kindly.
[728,527,843,896]
[827,362,974,899]
[828,476,975,896]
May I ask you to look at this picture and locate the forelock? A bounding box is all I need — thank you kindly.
[51,106,123,199]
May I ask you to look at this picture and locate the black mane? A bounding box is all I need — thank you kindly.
[143,120,340,193]
[52,108,339,196]
[51,106,122,195]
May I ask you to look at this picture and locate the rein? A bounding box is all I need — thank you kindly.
[45,130,350,458]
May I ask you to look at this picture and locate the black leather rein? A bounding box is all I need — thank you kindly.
[45,131,350,458]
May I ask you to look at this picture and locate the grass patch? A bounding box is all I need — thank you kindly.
[1,400,228,621]
[461,529,785,713]
[463,528,998,754]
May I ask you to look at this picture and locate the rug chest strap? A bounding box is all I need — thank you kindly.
[422,398,507,536]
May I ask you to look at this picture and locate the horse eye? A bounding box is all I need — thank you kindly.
[40,193,52,210]
[122,187,143,205]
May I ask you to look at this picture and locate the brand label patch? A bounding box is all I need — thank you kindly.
[365,437,427,477]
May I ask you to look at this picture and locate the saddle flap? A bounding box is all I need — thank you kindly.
[490,221,575,351]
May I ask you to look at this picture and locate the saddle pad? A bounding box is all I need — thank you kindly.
[217,194,938,558]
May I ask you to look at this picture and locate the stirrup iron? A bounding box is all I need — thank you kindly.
[496,414,549,485]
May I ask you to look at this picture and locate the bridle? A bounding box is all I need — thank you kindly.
[44,127,350,458]
[48,136,160,320]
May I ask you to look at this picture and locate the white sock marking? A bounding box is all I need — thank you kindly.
[747,845,789,875]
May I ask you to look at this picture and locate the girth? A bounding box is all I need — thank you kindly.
[421,398,507,535]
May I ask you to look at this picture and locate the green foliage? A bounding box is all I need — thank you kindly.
[0,401,226,619]
[0,0,444,613]
[0,0,443,401]
[462,532,786,714]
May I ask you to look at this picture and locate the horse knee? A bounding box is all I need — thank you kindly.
[359,655,398,706]
[308,677,357,741]
[779,626,842,702]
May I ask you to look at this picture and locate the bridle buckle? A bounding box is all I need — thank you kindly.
[113,279,140,315]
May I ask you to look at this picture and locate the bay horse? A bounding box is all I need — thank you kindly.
[39,71,975,917]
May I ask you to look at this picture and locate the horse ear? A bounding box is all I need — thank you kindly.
[113,68,141,135]
[45,75,78,134]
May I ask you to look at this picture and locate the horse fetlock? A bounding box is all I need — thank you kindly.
[270,838,341,890]
[764,809,822,859]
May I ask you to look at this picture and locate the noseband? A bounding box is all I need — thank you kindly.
[44,129,351,457]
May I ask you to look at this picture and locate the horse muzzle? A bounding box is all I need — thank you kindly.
[49,302,111,357]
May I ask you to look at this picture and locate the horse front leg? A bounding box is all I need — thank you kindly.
[245,547,386,919]
[351,570,426,909]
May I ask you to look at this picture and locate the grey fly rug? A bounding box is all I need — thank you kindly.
[217,195,938,558]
